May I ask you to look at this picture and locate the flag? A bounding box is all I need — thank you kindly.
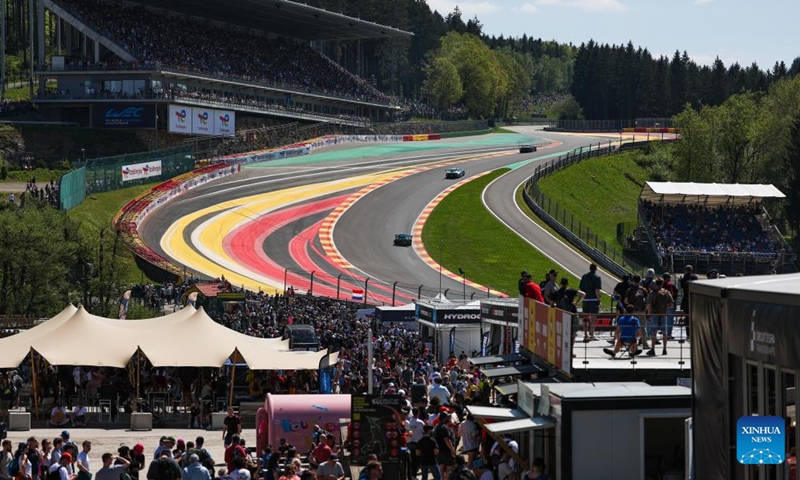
[449,326,456,355]
[118,290,131,320]
[352,288,364,302]
[481,330,491,356]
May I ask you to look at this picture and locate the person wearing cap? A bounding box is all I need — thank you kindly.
[517,271,529,296]
[48,452,76,480]
[129,444,146,480]
[60,432,76,449]
[315,454,343,480]
[472,459,491,480]
[95,452,129,480]
[154,438,174,461]
[541,269,559,305]
[181,454,210,480]
[521,273,544,303]
[146,449,181,480]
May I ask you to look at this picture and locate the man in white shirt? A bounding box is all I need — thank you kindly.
[76,441,92,477]
[428,378,450,405]
[405,408,425,478]
[72,403,89,427]
[457,413,481,466]
[49,452,76,480]
[316,454,344,480]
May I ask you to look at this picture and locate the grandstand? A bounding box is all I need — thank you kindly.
[31,0,411,131]
[638,182,797,276]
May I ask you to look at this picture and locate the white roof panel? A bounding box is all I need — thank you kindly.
[485,417,556,435]
[641,182,784,205]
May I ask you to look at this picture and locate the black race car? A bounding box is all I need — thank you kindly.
[519,144,537,153]
[445,167,465,179]
[393,234,413,247]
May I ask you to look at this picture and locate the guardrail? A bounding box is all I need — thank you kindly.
[521,142,638,279]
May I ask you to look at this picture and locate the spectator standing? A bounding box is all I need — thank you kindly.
[471,459,492,480]
[48,452,76,480]
[0,440,11,480]
[181,454,210,480]
[578,264,602,341]
[446,456,475,480]
[315,454,344,480]
[521,273,544,303]
[456,413,480,467]
[624,275,650,349]
[428,378,450,406]
[222,409,241,447]
[645,278,674,356]
[146,450,181,480]
[662,273,679,340]
[76,441,92,479]
[517,271,528,296]
[95,453,129,480]
[541,270,559,305]
[434,413,457,480]
[415,426,439,480]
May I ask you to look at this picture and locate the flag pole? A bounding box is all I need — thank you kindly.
[29,349,39,419]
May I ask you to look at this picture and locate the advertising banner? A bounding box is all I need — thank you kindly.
[350,395,405,466]
[214,109,236,136]
[435,308,480,324]
[121,160,163,182]
[520,296,572,375]
[192,107,215,135]
[92,104,156,128]
[168,105,193,134]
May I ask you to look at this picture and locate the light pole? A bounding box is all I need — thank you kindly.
[309,271,315,296]
[391,281,398,306]
[459,267,466,301]
[336,274,342,300]
[81,148,86,165]
[363,278,370,308]
[283,267,290,295]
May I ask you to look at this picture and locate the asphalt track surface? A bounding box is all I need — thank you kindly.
[140,129,620,305]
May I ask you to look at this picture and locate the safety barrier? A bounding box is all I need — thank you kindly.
[521,143,636,279]
[402,133,441,142]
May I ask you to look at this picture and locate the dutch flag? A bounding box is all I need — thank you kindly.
[352,288,364,301]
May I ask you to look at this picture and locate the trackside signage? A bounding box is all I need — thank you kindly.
[436,309,480,324]
[121,161,163,182]
[92,104,156,128]
[736,416,786,465]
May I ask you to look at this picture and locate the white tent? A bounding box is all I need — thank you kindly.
[0,305,332,370]
[640,182,785,205]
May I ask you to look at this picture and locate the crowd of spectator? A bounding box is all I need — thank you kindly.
[640,200,783,258]
[518,93,569,117]
[25,178,60,208]
[53,0,392,106]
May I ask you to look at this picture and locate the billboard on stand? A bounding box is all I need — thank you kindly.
[192,107,215,135]
[214,109,236,136]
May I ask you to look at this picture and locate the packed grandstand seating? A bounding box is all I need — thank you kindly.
[53,0,393,105]
[639,200,784,259]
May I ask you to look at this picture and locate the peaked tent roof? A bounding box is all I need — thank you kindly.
[0,304,78,368]
[640,182,785,205]
[0,305,335,370]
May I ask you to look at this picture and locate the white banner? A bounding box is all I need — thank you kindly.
[214,109,235,137]
[192,107,215,135]
[168,105,192,134]
[121,160,163,182]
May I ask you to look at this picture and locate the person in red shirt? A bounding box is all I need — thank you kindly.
[310,433,332,468]
[522,273,544,303]
[224,435,248,473]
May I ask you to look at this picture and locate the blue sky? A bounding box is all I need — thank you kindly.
[425,0,797,69]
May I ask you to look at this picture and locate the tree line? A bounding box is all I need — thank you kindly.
[0,198,131,317]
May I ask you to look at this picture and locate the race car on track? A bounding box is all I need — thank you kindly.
[394,234,413,247]
[445,167,465,179]
[519,144,537,153]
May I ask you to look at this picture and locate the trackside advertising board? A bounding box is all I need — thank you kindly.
[92,104,156,128]
[121,161,163,182]
[520,296,572,375]
[168,105,235,137]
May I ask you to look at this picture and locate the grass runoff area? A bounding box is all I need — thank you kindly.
[422,169,579,296]
[69,182,160,284]
[536,150,647,252]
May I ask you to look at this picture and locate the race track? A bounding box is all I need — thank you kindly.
[139,129,621,305]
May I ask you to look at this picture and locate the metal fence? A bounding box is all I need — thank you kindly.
[83,144,195,195]
[58,166,86,211]
[522,143,645,278]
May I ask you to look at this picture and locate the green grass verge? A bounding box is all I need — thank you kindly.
[422,169,579,296]
[537,150,647,251]
[69,182,160,284]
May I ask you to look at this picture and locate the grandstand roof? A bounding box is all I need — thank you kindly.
[640,181,786,205]
[127,0,412,41]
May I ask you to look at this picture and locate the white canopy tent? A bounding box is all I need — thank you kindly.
[640,182,785,206]
[0,305,334,371]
